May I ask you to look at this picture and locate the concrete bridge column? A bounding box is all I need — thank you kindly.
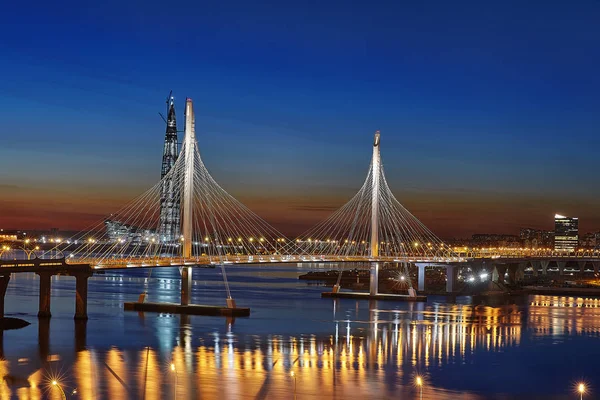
[416,263,426,291]
[530,261,540,277]
[593,262,600,275]
[37,272,52,318]
[446,265,458,293]
[370,263,379,296]
[492,264,507,284]
[74,272,92,320]
[578,261,587,274]
[516,262,527,282]
[540,261,550,275]
[557,261,567,275]
[507,264,518,284]
[0,274,10,319]
[181,267,193,305]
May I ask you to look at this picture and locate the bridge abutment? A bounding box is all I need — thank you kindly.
[37,272,52,318]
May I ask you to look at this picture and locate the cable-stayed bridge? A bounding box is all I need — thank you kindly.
[44,98,460,270]
[1,97,599,319]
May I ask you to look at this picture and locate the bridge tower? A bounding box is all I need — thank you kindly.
[182,98,195,259]
[180,98,195,305]
[158,94,180,242]
[369,132,381,295]
[370,132,381,258]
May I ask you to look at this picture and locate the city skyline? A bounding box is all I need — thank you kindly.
[1,0,600,237]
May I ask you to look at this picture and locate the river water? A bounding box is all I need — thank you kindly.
[1,264,599,399]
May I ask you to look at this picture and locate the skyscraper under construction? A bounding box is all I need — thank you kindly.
[158,94,181,242]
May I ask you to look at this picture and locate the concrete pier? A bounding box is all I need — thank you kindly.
[446,265,458,293]
[493,264,507,284]
[557,261,567,275]
[369,263,379,296]
[417,264,426,291]
[37,272,52,318]
[181,266,192,305]
[74,272,92,320]
[541,260,550,275]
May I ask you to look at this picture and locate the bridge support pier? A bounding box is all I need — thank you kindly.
[492,264,507,284]
[541,261,549,275]
[531,261,540,277]
[370,263,379,296]
[37,272,52,318]
[0,274,10,320]
[506,264,517,284]
[557,261,567,275]
[593,262,600,275]
[578,261,587,274]
[417,263,426,292]
[517,262,527,281]
[446,265,458,293]
[181,267,193,306]
[74,272,92,320]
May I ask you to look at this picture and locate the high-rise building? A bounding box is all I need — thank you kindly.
[554,214,578,252]
[158,95,181,242]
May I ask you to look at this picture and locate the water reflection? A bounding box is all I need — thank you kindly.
[1,294,599,399]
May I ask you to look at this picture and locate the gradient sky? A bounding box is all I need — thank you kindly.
[1,0,599,238]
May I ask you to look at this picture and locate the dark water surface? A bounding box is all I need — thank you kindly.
[1,265,599,399]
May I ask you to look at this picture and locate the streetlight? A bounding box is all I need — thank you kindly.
[290,371,297,400]
[170,362,177,399]
[578,383,586,400]
[20,245,39,260]
[415,376,423,400]
[52,380,66,400]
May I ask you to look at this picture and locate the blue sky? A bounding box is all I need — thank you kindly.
[1,0,599,236]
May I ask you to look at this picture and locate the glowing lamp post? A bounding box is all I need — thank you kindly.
[416,376,423,400]
[290,371,297,400]
[578,383,586,400]
[171,363,178,399]
[52,380,66,400]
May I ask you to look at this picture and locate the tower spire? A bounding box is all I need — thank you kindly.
[158,92,180,242]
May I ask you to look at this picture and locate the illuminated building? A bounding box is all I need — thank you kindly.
[554,214,578,252]
[158,94,181,242]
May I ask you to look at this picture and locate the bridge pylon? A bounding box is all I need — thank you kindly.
[370,131,381,258]
[182,98,196,259]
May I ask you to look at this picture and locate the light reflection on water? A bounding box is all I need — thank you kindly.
[1,265,600,399]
